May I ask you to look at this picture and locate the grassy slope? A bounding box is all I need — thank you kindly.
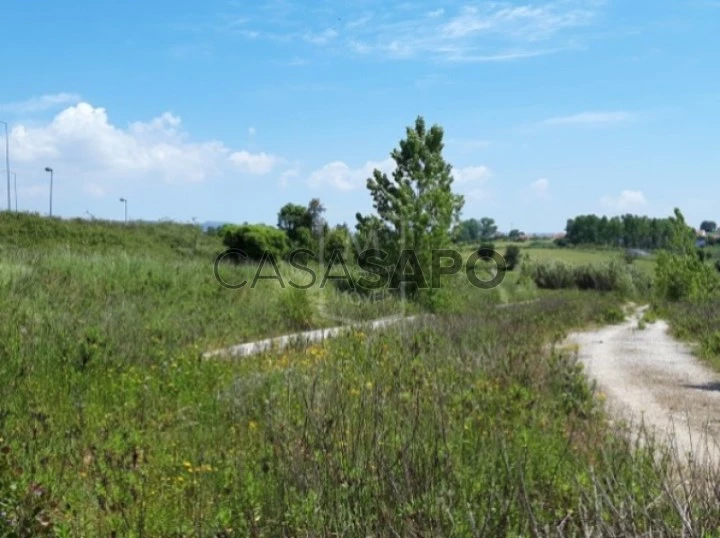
[1,215,716,536]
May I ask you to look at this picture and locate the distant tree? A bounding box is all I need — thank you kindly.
[503,245,522,271]
[307,198,327,237]
[700,220,717,233]
[223,224,289,261]
[278,199,330,252]
[278,203,312,245]
[323,224,351,264]
[478,217,498,242]
[453,218,480,243]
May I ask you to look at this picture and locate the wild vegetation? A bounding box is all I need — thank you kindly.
[3,117,720,536]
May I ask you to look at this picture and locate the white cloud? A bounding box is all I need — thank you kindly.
[248,126,256,136]
[601,190,648,211]
[442,4,594,40]
[527,178,550,199]
[0,93,81,114]
[9,102,281,188]
[308,158,394,191]
[453,165,492,184]
[231,0,604,63]
[465,188,492,202]
[542,111,632,126]
[229,151,277,174]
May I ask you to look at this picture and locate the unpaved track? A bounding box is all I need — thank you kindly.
[567,306,720,465]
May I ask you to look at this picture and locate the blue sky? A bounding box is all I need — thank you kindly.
[1,0,718,232]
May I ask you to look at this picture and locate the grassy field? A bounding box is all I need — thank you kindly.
[2,215,719,536]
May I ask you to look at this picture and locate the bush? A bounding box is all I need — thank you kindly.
[222,224,290,261]
[276,287,315,330]
[503,245,522,271]
[478,242,495,254]
[654,250,718,302]
[553,238,569,248]
[524,259,650,295]
[524,260,575,289]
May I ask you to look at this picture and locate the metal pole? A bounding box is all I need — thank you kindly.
[120,198,127,223]
[45,167,53,217]
[1,121,10,211]
[13,172,16,212]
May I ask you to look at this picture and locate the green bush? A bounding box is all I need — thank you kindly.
[524,260,575,289]
[276,287,315,330]
[524,259,650,295]
[503,245,522,271]
[222,224,290,261]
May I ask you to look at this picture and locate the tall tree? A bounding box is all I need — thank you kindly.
[277,203,312,246]
[478,217,498,241]
[453,218,481,243]
[356,116,464,293]
[307,198,327,238]
[700,220,717,233]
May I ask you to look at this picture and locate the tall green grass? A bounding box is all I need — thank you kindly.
[2,215,719,536]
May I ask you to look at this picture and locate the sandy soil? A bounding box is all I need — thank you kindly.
[566,306,720,465]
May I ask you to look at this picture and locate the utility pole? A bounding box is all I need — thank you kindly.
[44,167,54,216]
[119,197,128,223]
[1,121,10,211]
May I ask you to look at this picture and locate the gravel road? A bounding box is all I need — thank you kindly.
[567,306,720,465]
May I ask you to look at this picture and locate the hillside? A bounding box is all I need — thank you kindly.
[0,212,224,258]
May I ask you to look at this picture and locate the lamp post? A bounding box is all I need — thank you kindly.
[1,121,10,211]
[44,167,53,217]
[119,197,127,223]
[0,170,16,212]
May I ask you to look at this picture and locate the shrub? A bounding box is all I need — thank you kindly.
[525,259,650,296]
[503,245,522,271]
[222,224,290,261]
[654,250,718,302]
[526,260,576,289]
[276,287,315,330]
[478,242,495,254]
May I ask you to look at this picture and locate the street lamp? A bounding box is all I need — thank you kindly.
[44,167,53,217]
[1,170,17,212]
[119,197,127,223]
[1,120,10,212]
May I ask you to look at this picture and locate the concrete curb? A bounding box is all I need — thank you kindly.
[202,298,540,360]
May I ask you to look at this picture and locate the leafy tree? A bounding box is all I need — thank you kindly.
[278,198,329,252]
[654,208,717,301]
[223,224,290,261]
[478,217,497,241]
[508,229,523,241]
[566,213,673,249]
[503,245,522,271]
[356,116,464,295]
[453,218,480,243]
[307,198,327,237]
[278,203,312,245]
[323,224,351,264]
[700,220,717,233]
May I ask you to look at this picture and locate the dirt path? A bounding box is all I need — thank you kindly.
[566,306,720,465]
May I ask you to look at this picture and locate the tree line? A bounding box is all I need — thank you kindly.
[563,214,691,249]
